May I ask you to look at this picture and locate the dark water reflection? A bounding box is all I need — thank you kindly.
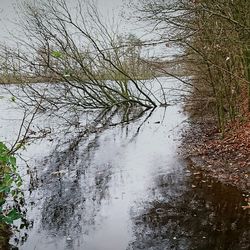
[129,172,249,250]
[9,105,249,250]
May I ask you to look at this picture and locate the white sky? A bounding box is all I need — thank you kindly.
[0,0,179,59]
[0,0,125,42]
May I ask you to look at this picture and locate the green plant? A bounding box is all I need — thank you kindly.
[0,142,23,224]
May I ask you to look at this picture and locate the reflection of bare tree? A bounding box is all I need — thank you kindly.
[128,169,250,250]
[36,107,151,241]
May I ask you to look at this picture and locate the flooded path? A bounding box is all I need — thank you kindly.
[0,81,249,250]
[20,106,186,250]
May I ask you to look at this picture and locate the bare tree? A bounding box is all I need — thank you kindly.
[133,0,250,133]
[0,0,172,112]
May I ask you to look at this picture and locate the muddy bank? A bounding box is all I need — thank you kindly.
[0,224,11,250]
[181,116,250,194]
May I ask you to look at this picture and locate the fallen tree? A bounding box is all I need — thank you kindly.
[0,0,170,111]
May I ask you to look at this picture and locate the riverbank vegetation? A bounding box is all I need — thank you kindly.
[0,142,26,249]
[136,0,250,133]
[133,0,250,191]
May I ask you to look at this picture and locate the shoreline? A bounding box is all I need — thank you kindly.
[181,116,250,195]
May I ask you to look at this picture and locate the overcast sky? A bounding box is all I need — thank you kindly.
[0,0,125,42]
[0,0,177,58]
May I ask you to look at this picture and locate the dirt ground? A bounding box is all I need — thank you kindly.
[180,115,250,195]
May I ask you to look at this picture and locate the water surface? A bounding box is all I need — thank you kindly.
[0,80,249,250]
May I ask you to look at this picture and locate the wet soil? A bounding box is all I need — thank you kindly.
[0,224,11,250]
[181,116,250,193]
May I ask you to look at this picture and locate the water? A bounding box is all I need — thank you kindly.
[0,80,249,250]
